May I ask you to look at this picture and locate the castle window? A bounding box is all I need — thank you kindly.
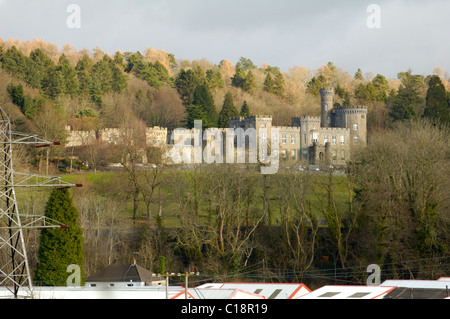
[341,150,345,160]
[353,124,358,131]
[324,135,328,144]
[328,117,331,124]
[261,132,267,143]
[332,150,337,160]
[291,135,296,144]
[272,134,278,144]
[354,136,359,143]
[332,136,337,145]
[324,104,328,111]
[282,134,287,144]
[291,150,296,159]
[340,136,345,145]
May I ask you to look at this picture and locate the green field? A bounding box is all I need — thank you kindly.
[54,168,352,228]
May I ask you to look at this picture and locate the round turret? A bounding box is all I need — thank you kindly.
[320,87,334,128]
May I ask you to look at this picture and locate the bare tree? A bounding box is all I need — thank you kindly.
[350,120,450,278]
[274,168,319,280]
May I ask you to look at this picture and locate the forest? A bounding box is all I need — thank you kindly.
[0,38,449,289]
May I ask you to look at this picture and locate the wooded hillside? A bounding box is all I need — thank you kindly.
[1,39,449,288]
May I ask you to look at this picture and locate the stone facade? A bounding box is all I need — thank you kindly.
[65,87,366,167]
[229,87,367,167]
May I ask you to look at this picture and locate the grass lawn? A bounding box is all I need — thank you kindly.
[54,168,352,229]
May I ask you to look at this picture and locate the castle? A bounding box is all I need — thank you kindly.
[66,87,367,167]
[229,87,367,167]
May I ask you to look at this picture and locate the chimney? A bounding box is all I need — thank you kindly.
[132,257,136,265]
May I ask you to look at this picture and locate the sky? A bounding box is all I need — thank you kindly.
[0,0,448,79]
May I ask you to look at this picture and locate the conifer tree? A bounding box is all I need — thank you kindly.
[58,54,79,96]
[231,62,246,89]
[389,83,422,122]
[242,70,257,94]
[185,104,205,129]
[192,83,217,128]
[35,188,85,286]
[424,75,449,126]
[218,92,239,128]
[273,69,285,96]
[240,101,251,117]
[175,69,199,106]
[263,73,275,94]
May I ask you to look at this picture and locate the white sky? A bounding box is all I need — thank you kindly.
[0,0,448,78]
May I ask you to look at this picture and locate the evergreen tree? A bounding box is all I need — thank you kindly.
[1,46,29,81]
[263,73,275,94]
[44,67,65,99]
[218,92,239,128]
[231,62,246,89]
[238,57,256,71]
[242,70,257,94]
[90,75,103,107]
[113,51,124,68]
[58,54,79,96]
[28,48,54,90]
[273,69,285,96]
[389,83,423,122]
[424,75,449,126]
[354,68,363,80]
[35,189,85,286]
[371,74,390,102]
[7,83,43,118]
[185,104,205,129]
[76,54,94,96]
[240,101,251,117]
[306,75,328,96]
[206,68,224,90]
[7,83,25,108]
[192,83,217,128]
[175,69,199,105]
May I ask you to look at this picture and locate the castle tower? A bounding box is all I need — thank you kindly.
[320,87,334,128]
[334,107,368,146]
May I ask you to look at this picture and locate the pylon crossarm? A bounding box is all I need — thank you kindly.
[0,215,68,230]
[7,132,61,147]
[9,172,82,188]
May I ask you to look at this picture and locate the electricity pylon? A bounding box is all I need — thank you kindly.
[0,108,81,299]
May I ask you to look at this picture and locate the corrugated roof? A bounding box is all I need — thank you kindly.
[298,285,396,299]
[197,282,310,299]
[383,288,449,299]
[381,279,450,289]
[173,288,265,300]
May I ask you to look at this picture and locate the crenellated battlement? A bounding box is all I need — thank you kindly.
[272,126,301,132]
[334,106,368,114]
[320,87,334,97]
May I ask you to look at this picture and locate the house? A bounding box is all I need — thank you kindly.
[86,259,165,287]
